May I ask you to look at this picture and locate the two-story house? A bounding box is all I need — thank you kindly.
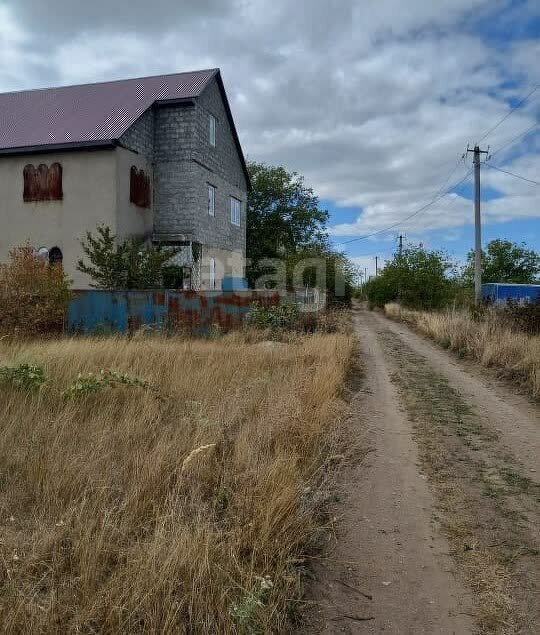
[0,69,250,289]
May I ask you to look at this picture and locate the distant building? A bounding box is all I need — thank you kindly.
[0,69,250,289]
[482,283,540,305]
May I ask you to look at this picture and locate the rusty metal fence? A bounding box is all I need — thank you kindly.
[66,289,287,335]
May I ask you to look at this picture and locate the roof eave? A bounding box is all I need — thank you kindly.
[0,139,117,157]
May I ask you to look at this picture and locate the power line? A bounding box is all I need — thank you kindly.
[490,122,539,159]
[484,162,540,186]
[338,169,472,246]
[476,84,539,144]
[335,87,537,252]
[433,154,466,199]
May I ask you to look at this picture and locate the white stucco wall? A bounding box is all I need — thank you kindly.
[0,145,244,291]
[200,246,244,290]
[0,149,117,288]
[115,146,153,242]
[0,147,154,289]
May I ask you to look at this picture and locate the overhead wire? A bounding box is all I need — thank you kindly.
[476,83,539,144]
[483,162,540,186]
[489,123,539,159]
[433,154,466,199]
[337,85,538,251]
[337,168,472,246]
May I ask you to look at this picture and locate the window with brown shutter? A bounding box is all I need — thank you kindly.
[23,163,63,202]
[130,166,151,208]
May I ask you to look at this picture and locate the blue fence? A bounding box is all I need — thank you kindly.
[66,289,283,335]
[481,283,540,306]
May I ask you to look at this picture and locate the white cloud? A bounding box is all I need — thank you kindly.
[1,0,539,243]
[0,5,44,90]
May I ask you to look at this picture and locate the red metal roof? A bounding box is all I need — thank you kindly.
[0,69,217,152]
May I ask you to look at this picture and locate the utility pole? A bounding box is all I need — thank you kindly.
[364,267,368,282]
[397,234,404,301]
[375,256,379,277]
[467,144,489,304]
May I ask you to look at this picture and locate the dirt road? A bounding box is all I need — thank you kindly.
[305,307,539,634]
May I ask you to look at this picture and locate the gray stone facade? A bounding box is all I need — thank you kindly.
[117,76,248,257]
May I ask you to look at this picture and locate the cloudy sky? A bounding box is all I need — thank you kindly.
[1,0,539,276]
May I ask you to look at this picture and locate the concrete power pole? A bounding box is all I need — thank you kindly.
[398,234,403,257]
[467,144,489,304]
[375,256,379,277]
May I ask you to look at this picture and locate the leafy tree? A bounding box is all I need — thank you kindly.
[286,246,357,306]
[364,244,455,310]
[246,161,357,303]
[247,162,329,285]
[77,225,180,289]
[463,239,539,285]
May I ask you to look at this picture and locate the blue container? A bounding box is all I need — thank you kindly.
[481,283,540,306]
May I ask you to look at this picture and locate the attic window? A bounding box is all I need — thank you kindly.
[23,163,63,202]
[130,166,151,208]
[209,114,216,146]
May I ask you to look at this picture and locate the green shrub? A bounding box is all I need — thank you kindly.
[246,302,300,330]
[229,575,274,633]
[77,225,181,289]
[0,364,46,391]
[246,302,348,335]
[364,244,455,311]
[63,369,155,400]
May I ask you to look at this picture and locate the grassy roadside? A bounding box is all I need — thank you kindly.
[379,329,539,634]
[384,303,540,399]
[0,332,353,633]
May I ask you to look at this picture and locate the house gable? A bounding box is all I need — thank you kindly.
[195,74,250,192]
[116,71,249,191]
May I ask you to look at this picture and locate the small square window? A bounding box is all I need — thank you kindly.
[208,184,216,216]
[209,114,216,146]
[230,197,241,226]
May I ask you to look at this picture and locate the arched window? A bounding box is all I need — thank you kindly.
[49,246,63,266]
[130,166,151,208]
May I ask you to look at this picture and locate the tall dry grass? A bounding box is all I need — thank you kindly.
[384,303,540,399]
[0,332,353,633]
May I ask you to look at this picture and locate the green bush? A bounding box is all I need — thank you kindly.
[0,364,46,391]
[63,369,156,400]
[246,302,300,330]
[77,225,181,289]
[364,244,456,311]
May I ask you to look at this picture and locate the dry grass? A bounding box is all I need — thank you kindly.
[384,303,540,399]
[0,331,353,633]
